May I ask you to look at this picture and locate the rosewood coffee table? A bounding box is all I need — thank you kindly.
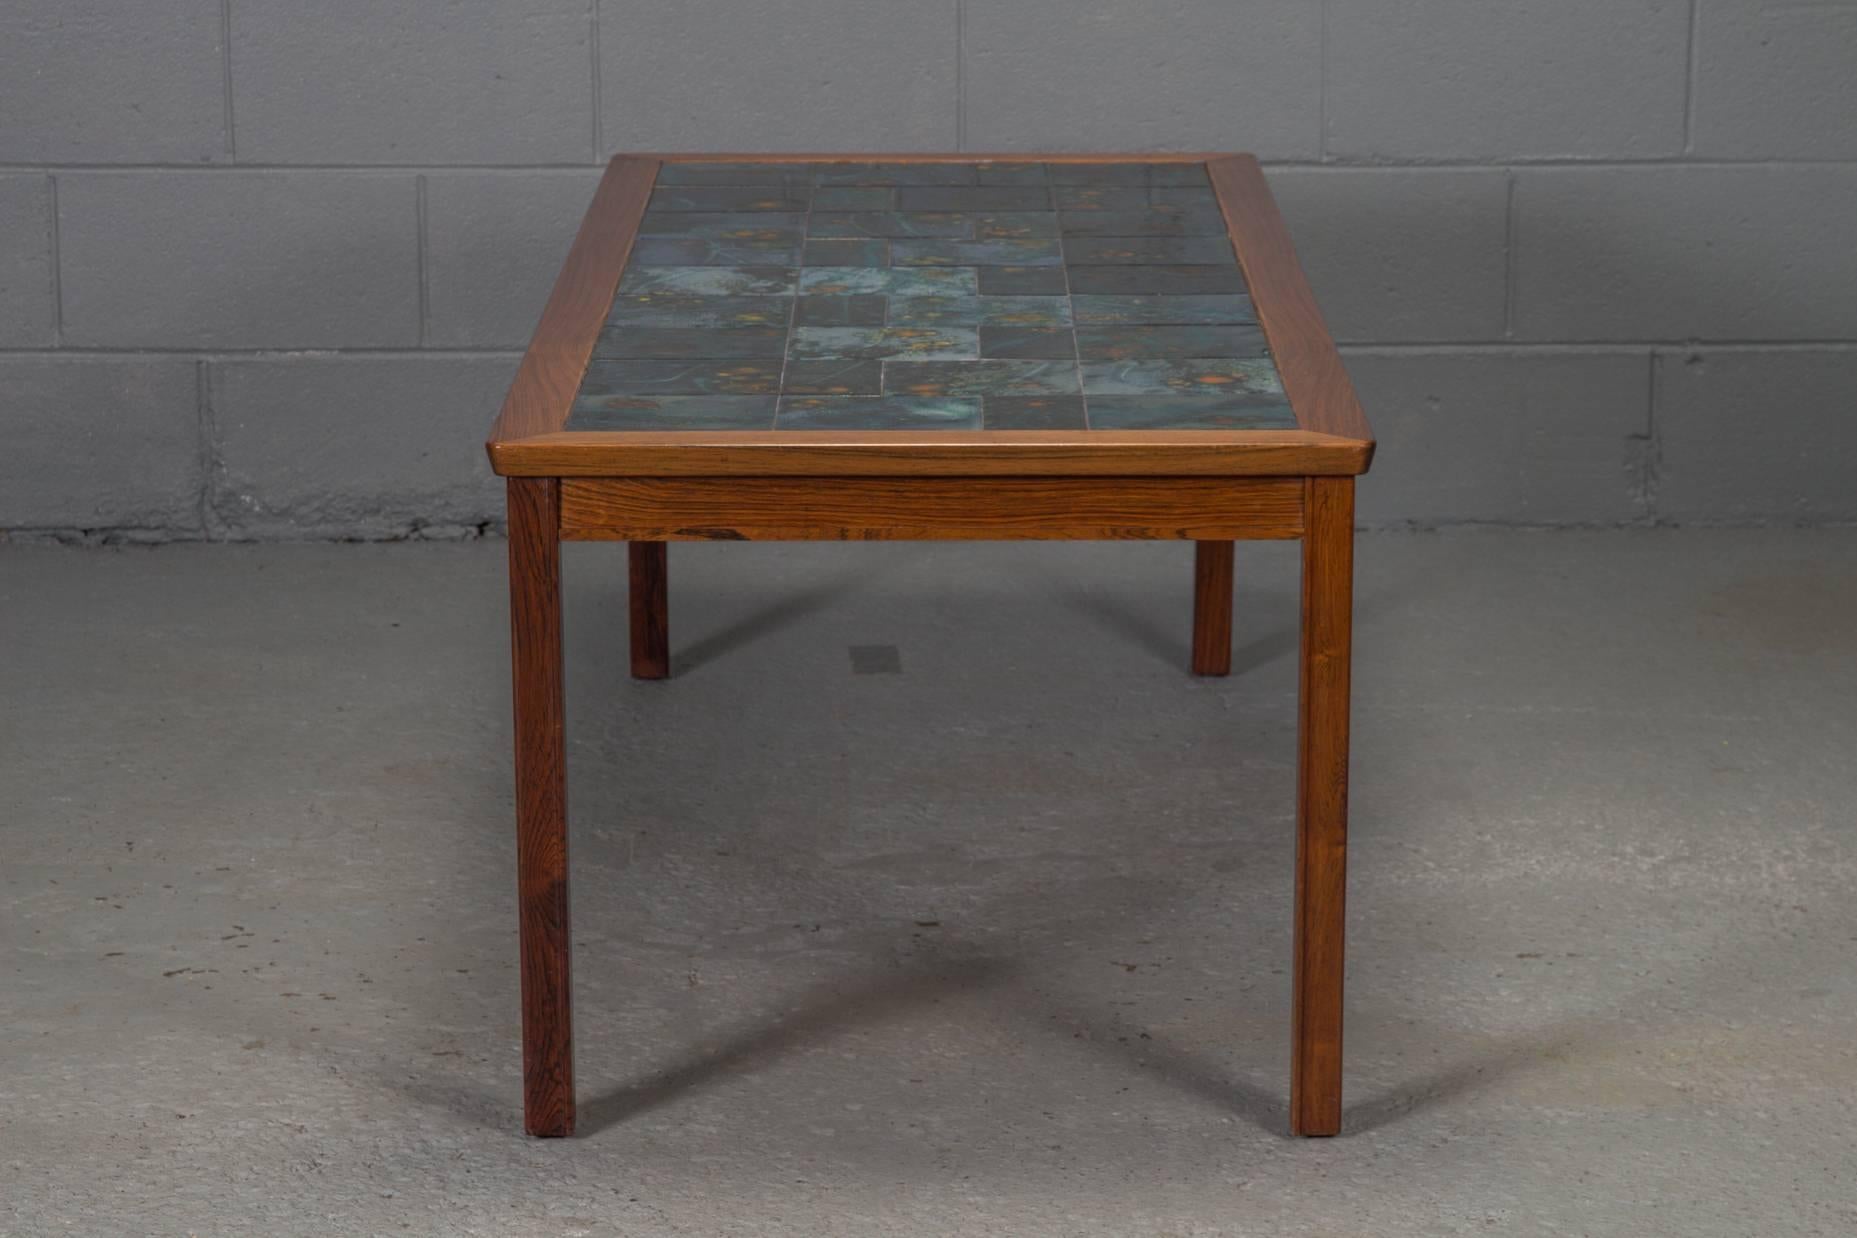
[485,152,1373,1139]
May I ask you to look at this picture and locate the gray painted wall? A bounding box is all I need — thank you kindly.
[2,1,1853,540]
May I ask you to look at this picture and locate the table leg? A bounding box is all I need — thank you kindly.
[629,541,669,680]
[1292,476,1354,1137]
[508,477,574,1137]
[1192,540,1234,676]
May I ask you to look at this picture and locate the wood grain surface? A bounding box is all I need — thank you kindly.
[628,541,669,680]
[1192,540,1235,676]
[559,476,1305,541]
[507,477,575,1137]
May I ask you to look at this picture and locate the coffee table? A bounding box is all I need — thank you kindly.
[485,153,1374,1139]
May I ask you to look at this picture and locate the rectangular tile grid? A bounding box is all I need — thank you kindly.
[569,162,1295,432]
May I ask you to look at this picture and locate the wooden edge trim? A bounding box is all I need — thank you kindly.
[1208,155,1375,458]
[485,155,660,456]
[487,429,1370,477]
[639,152,1226,164]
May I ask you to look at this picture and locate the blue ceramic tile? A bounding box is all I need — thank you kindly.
[1070,294,1255,325]
[970,212,1060,239]
[815,163,978,186]
[578,359,783,397]
[606,293,792,329]
[1085,395,1296,430]
[798,267,979,296]
[591,326,788,359]
[1063,236,1236,264]
[655,162,813,185]
[974,163,1049,186]
[1150,164,1212,186]
[811,185,894,210]
[809,212,974,238]
[886,296,1072,328]
[884,360,1080,397]
[1066,265,1246,294]
[782,359,884,395]
[617,265,798,296]
[895,186,1053,212]
[892,238,1063,267]
[638,211,807,238]
[566,395,777,431]
[802,238,888,266]
[788,326,980,360]
[648,186,811,212]
[1046,163,1153,186]
[977,265,1070,295]
[1058,209,1227,237]
[1055,186,1221,212]
[1075,325,1269,360]
[794,295,887,326]
[979,327,1077,359]
[1080,358,1284,397]
[630,237,803,266]
[982,395,1087,429]
[776,395,981,428]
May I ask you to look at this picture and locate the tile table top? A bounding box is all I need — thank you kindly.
[570,160,1294,433]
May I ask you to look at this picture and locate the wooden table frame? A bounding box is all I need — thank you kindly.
[487,152,1373,1140]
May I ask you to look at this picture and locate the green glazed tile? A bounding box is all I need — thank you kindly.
[578,359,783,397]
[617,265,797,296]
[798,267,979,296]
[887,296,1072,328]
[977,265,1070,295]
[892,238,1062,267]
[606,293,792,328]
[1085,395,1296,430]
[982,395,1087,429]
[782,359,884,395]
[648,187,810,212]
[776,396,981,429]
[895,186,1053,212]
[1150,164,1212,186]
[788,326,979,360]
[811,185,894,210]
[980,327,1078,359]
[1063,236,1236,264]
[1080,358,1284,396]
[1070,294,1255,325]
[1059,209,1227,237]
[1046,163,1152,186]
[884,360,1079,397]
[1075,324,1269,360]
[630,237,802,266]
[974,163,1049,185]
[1066,265,1246,294]
[566,395,777,431]
[802,238,888,266]
[591,327,788,359]
[638,211,807,239]
[970,212,1060,239]
[1054,186,1156,211]
[809,212,974,238]
[794,295,887,326]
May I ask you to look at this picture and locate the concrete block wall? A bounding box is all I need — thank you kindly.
[2,1,1853,540]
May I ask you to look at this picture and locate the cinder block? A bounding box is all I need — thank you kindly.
[964,1,1320,157]
[0,357,202,531]
[1655,349,1857,523]
[425,170,602,348]
[1345,351,1651,526]
[209,356,512,538]
[1264,168,1508,344]
[0,175,55,346]
[59,172,419,349]
[1513,166,1857,342]
[229,1,593,164]
[1325,1,1689,159]
[601,1,957,151]
[1691,3,1857,159]
[0,1,225,163]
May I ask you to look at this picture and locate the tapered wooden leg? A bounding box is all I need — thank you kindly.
[628,540,669,680]
[508,478,574,1137]
[1291,477,1354,1137]
[1192,540,1234,676]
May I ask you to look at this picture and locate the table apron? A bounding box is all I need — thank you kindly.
[558,475,1306,541]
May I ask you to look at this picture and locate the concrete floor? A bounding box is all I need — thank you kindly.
[3,530,1855,1236]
